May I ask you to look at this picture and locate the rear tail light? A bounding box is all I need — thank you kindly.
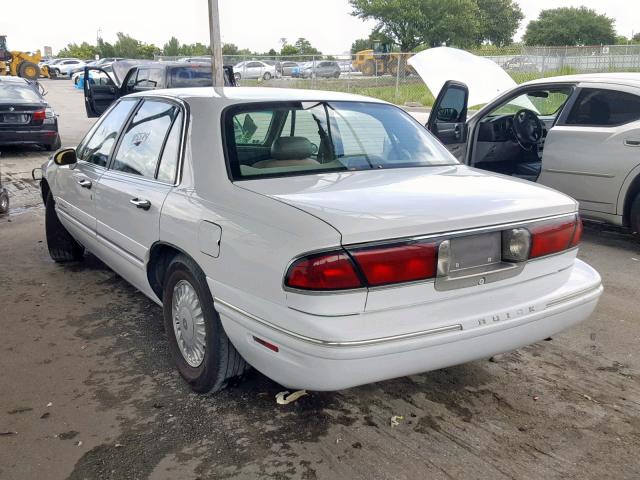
[570,216,583,247]
[350,242,438,287]
[529,216,580,259]
[285,251,362,290]
[32,109,46,121]
[285,215,581,292]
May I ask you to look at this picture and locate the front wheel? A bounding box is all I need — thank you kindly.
[263,72,272,81]
[0,189,9,214]
[45,191,84,262]
[163,254,248,393]
[630,194,640,235]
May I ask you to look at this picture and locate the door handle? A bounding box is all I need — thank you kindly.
[76,179,92,189]
[129,198,151,210]
[624,139,640,147]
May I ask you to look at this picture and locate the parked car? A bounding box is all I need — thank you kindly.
[72,63,115,86]
[40,87,602,393]
[48,59,85,78]
[292,61,341,79]
[0,76,60,150]
[502,57,541,73]
[233,61,278,81]
[83,60,236,117]
[280,61,299,76]
[426,73,640,234]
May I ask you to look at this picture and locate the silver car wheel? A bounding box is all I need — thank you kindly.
[172,279,206,368]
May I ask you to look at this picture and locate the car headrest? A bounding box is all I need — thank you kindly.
[271,136,312,160]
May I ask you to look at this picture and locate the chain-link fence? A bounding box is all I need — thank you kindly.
[156,44,640,107]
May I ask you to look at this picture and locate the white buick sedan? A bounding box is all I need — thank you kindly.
[41,88,602,393]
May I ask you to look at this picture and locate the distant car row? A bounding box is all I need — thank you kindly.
[232,60,348,81]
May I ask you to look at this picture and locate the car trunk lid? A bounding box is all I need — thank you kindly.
[239,166,577,244]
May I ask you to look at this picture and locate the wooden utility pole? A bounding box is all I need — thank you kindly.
[207,0,224,87]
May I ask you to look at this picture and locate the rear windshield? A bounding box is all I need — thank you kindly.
[0,85,41,102]
[224,101,457,180]
[168,66,234,88]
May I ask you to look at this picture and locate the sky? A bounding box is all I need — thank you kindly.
[1,0,639,55]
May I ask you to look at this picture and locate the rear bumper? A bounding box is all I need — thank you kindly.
[0,129,58,146]
[214,259,602,390]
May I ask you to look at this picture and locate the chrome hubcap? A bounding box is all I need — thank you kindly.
[172,280,206,367]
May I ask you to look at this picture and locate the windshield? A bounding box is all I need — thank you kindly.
[224,101,457,180]
[0,85,42,102]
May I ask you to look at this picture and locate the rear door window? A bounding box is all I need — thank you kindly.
[111,100,180,178]
[565,88,640,126]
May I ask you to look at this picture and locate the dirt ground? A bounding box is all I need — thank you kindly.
[1,80,639,480]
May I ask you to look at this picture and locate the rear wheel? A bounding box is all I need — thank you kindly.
[19,61,40,80]
[234,72,241,82]
[163,254,248,393]
[630,194,640,235]
[45,191,84,262]
[0,189,9,214]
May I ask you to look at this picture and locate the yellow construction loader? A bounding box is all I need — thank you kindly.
[0,35,52,80]
[352,41,415,77]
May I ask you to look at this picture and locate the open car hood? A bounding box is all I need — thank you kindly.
[408,47,518,108]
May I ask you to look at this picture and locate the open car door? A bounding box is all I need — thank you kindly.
[427,80,469,160]
[83,66,120,118]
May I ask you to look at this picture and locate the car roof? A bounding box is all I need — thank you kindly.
[132,86,389,104]
[0,76,30,85]
[523,72,640,88]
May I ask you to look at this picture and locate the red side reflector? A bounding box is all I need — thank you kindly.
[253,336,279,352]
[32,110,46,121]
[285,251,362,290]
[350,242,438,287]
[529,218,576,258]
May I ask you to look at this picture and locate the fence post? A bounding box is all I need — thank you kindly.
[394,54,401,103]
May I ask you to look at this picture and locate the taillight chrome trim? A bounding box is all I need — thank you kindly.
[344,212,578,249]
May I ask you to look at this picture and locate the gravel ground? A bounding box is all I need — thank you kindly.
[0,79,639,480]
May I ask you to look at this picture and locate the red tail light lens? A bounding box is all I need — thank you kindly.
[570,216,583,247]
[529,216,579,259]
[32,110,46,122]
[285,251,362,290]
[350,242,438,287]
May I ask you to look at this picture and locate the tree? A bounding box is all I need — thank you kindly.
[57,42,97,59]
[222,43,240,55]
[113,32,142,58]
[294,38,321,55]
[280,43,299,56]
[96,38,116,58]
[350,0,483,51]
[163,36,181,56]
[476,0,523,46]
[523,7,616,46]
[351,38,371,53]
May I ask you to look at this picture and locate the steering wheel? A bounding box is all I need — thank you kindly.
[512,109,544,149]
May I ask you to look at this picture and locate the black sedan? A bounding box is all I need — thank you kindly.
[0,77,61,151]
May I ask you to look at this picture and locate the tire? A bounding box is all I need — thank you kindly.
[0,190,9,214]
[234,73,241,82]
[362,60,376,77]
[163,254,248,393]
[19,61,41,80]
[333,71,340,78]
[45,135,61,151]
[45,191,84,262]
[263,72,272,81]
[630,194,640,235]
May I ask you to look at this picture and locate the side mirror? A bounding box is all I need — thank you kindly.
[53,148,77,166]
